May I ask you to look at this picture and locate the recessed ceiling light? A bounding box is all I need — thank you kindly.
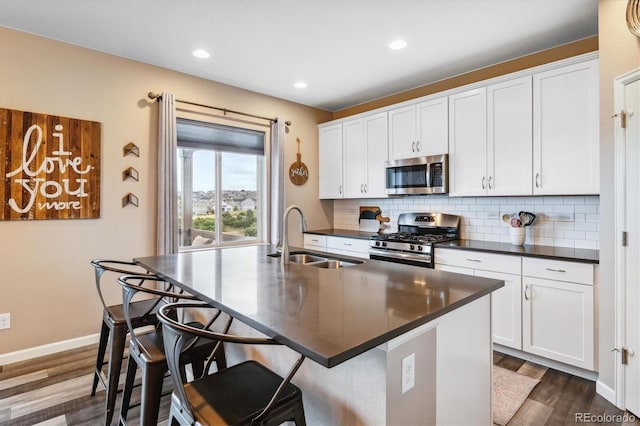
[294,81,307,89]
[389,40,407,50]
[192,49,210,59]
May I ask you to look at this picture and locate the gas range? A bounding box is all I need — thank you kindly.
[369,212,460,268]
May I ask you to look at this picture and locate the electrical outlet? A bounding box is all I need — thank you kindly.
[0,313,10,330]
[401,353,415,394]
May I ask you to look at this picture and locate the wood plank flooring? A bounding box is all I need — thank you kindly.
[0,344,637,425]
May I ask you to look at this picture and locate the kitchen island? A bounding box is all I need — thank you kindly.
[135,245,504,425]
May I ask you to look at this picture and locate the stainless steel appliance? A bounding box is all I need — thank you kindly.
[385,154,448,195]
[369,212,460,268]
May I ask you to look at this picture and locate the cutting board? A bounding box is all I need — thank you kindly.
[359,219,381,232]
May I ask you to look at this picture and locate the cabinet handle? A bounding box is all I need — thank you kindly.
[535,173,540,188]
[416,140,421,152]
[339,185,342,195]
[412,141,416,152]
[344,243,352,246]
[524,284,530,301]
[481,176,486,190]
[545,268,567,273]
[364,183,367,193]
[360,184,364,193]
[466,258,482,263]
[488,176,493,190]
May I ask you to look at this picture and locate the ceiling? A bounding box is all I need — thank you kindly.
[0,0,598,112]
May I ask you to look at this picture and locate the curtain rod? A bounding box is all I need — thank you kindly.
[147,92,291,126]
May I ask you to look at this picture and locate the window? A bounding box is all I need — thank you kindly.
[176,118,266,250]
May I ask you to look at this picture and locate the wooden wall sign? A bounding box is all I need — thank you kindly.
[289,138,309,186]
[0,108,101,220]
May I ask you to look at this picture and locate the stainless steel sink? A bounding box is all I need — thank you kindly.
[306,259,360,269]
[288,253,328,264]
[282,252,363,268]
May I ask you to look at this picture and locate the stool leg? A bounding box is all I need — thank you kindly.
[105,324,127,426]
[293,398,307,426]
[92,321,110,396]
[139,363,166,426]
[118,353,138,424]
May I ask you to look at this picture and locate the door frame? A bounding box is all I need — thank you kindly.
[614,67,640,409]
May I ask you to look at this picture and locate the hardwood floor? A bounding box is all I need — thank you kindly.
[0,344,637,425]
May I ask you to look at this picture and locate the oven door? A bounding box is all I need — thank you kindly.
[369,248,433,268]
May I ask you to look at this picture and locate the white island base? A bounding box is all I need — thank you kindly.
[227,294,492,425]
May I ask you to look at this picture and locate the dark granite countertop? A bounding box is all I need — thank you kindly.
[135,244,503,368]
[435,240,599,264]
[305,228,381,240]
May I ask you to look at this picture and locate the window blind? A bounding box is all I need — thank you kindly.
[177,118,265,155]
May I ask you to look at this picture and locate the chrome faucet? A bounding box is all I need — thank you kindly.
[281,205,307,264]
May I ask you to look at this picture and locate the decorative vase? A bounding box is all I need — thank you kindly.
[509,227,526,246]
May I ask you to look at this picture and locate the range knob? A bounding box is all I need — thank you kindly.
[382,242,387,247]
[410,244,415,251]
[417,245,423,251]
[375,241,381,247]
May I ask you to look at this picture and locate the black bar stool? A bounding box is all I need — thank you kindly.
[117,275,226,425]
[158,301,306,426]
[90,259,159,426]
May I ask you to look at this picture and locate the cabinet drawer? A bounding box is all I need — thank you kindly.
[326,236,370,254]
[522,257,594,285]
[303,234,327,249]
[434,248,521,275]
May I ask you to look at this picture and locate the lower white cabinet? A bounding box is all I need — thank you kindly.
[303,234,327,251]
[435,248,596,370]
[434,248,522,350]
[522,258,594,370]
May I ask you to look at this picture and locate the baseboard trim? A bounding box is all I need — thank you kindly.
[0,333,100,366]
[494,344,598,381]
[596,380,619,407]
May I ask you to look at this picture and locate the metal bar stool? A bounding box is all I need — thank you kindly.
[158,301,307,426]
[117,275,227,426]
[90,259,159,426]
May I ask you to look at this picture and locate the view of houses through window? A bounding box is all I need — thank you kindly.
[176,119,266,250]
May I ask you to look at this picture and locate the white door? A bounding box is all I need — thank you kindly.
[449,87,487,196]
[616,69,640,416]
[487,76,533,195]
[342,118,366,198]
[364,112,388,198]
[533,59,599,195]
[388,105,416,160]
[476,269,522,350]
[318,123,343,199]
[416,97,448,156]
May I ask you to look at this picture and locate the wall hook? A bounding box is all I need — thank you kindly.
[123,142,140,157]
[122,193,139,207]
[122,166,139,181]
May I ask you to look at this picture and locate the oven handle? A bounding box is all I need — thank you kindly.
[369,248,432,263]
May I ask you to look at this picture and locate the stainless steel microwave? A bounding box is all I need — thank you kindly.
[385,154,449,195]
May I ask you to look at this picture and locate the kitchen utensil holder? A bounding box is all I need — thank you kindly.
[509,227,526,246]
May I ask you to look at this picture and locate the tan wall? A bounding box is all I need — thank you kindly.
[0,27,333,354]
[597,0,640,393]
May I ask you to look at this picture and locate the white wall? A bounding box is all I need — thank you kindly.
[335,195,599,249]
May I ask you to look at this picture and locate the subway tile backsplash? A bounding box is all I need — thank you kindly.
[333,195,599,250]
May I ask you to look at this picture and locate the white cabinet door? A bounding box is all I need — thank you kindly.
[522,277,594,370]
[487,76,533,195]
[342,118,366,198]
[388,105,417,160]
[476,269,522,350]
[364,112,388,198]
[416,97,449,156]
[533,59,599,195]
[319,123,343,199]
[449,88,487,196]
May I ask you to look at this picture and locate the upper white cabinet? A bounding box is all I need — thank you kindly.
[487,76,533,195]
[319,112,388,199]
[318,123,343,199]
[389,97,448,160]
[533,59,599,195]
[449,88,487,196]
[449,76,533,196]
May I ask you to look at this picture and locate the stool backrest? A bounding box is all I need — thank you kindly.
[90,259,153,311]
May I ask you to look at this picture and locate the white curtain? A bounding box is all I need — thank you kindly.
[270,118,286,247]
[156,92,179,255]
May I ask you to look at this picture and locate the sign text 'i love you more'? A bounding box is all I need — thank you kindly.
[0,108,101,220]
